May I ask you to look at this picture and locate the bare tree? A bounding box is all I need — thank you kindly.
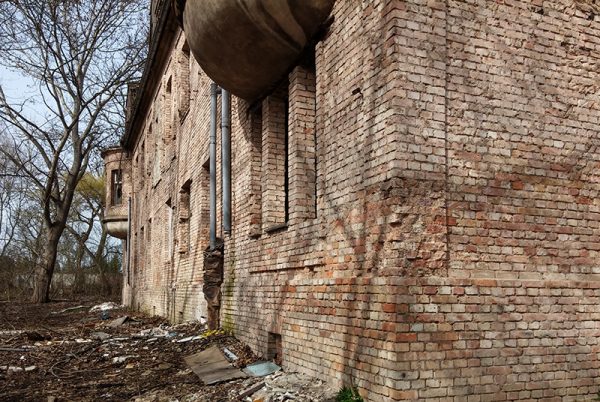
[0,142,25,257]
[0,0,147,302]
[65,171,110,289]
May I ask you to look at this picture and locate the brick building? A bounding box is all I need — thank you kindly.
[103,0,600,400]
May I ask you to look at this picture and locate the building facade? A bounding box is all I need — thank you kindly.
[103,0,600,400]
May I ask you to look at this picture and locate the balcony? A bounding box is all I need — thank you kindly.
[101,147,131,239]
[173,0,335,102]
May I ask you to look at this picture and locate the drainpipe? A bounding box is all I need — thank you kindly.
[127,197,131,286]
[221,89,231,234]
[209,82,218,250]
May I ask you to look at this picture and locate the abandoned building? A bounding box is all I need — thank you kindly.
[102,0,600,400]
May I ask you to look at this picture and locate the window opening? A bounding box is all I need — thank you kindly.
[111,169,123,205]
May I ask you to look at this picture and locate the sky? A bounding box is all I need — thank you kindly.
[0,65,48,123]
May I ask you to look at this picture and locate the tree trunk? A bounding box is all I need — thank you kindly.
[31,228,61,303]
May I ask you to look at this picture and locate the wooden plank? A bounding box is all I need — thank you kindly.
[184,345,247,385]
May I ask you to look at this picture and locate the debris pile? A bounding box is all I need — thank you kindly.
[0,300,335,401]
[248,372,337,402]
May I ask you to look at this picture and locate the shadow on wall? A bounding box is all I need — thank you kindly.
[306,1,448,396]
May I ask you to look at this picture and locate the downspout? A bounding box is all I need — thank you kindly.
[127,196,131,286]
[221,89,231,234]
[209,82,218,250]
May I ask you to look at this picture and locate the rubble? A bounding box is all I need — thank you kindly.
[0,330,24,336]
[246,372,337,402]
[223,347,238,361]
[177,335,202,343]
[90,331,111,341]
[137,325,174,338]
[0,300,335,401]
[107,315,131,327]
[112,355,137,364]
[89,301,120,312]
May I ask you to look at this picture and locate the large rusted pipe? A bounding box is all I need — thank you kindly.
[173,0,335,102]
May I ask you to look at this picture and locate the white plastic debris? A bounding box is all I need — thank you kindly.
[176,335,202,343]
[112,355,137,364]
[137,326,172,338]
[89,302,121,312]
[223,347,238,361]
[1,366,23,373]
[0,330,24,336]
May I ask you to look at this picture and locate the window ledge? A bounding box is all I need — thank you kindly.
[265,222,288,234]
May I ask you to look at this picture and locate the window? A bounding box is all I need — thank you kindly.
[163,76,174,166]
[166,198,174,261]
[139,140,145,182]
[199,162,210,244]
[178,180,191,254]
[257,53,318,231]
[147,218,152,270]
[261,83,289,232]
[248,105,263,237]
[110,169,123,205]
[178,41,191,121]
[139,226,144,275]
[152,121,161,185]
[288,63,317,220]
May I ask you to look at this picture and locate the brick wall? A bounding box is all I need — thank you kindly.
[113,0,600,400]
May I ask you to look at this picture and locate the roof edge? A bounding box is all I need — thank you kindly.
[121,2,179,151]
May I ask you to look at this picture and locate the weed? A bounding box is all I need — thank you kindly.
[336,386,364,402]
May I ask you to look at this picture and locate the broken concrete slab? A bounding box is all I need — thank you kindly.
[250,372,336,401]
[184,345,247,385]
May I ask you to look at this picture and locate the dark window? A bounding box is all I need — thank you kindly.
[111,169,123,205]
[284,98,289,223]
[261,82,289,232]
[179,41,191,121]
[178,180,191,254]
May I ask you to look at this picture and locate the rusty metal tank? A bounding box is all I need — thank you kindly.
[172,0,335,102]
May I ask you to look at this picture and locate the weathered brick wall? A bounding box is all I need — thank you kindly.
[123,32,218,322]
[115,0,600,400]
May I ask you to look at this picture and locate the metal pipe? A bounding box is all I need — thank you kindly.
[221,89,231,234]
[209,82,218,249]
[127,196,131,285]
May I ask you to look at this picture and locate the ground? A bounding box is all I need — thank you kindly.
[0,299,287,401]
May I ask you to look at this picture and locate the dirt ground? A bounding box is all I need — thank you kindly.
[0,299,263,402]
